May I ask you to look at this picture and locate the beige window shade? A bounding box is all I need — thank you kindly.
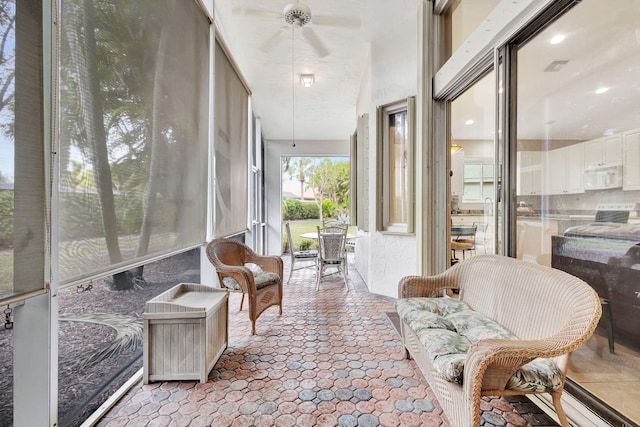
[57,0,210,285]
[214,41,249,238]
[0,0,47,302]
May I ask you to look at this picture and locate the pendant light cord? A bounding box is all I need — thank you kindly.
[292,25,296,148]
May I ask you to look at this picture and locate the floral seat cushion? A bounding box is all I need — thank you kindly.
[221,263,280,291]
[395,297,563,392]
[294,249,318,259]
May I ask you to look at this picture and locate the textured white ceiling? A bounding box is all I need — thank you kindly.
[214,0,411,141]
[216,1,640,144]
[448,0,640,142]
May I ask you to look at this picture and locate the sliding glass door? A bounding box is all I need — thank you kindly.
[449,71,497,265]
[515,0,640,422]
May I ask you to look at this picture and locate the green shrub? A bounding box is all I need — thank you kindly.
[322,199,338,218]
[299,239,316,250]
[283,197,319,220]
[301,202,319,219]
[283,197,303,220]
[0,191,13,248]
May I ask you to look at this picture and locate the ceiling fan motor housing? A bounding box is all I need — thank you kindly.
[283,3,312,26]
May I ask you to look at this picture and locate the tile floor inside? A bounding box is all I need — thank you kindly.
[98,256,559,427]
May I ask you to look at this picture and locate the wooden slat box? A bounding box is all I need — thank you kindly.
[143,283,228,384]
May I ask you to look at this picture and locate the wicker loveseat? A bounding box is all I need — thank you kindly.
[396,255,601,427]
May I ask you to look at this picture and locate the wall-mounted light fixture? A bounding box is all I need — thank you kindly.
[300,74,315,87]
[451,143,463,155]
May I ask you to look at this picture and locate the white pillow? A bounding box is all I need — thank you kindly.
[244,263,263,274]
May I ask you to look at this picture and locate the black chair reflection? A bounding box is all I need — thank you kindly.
[595,210,629,223]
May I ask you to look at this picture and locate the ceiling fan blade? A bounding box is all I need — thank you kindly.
[260,28,289,53]
[312,14,361,28]
[302,27,330,58]
[232,6,282,19]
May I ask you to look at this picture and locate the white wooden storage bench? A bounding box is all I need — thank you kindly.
[143,283,228,384]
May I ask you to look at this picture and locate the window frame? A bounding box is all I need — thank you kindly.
[376,96,416,234]
[462,158,495,202]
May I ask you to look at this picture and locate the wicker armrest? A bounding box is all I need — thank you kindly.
[215,265,254,293]
[398,273,460,298]
[462,336,577,399]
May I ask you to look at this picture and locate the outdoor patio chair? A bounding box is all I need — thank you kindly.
[206,238,283,335]
[284,222,318,283]
[316,224,348,290]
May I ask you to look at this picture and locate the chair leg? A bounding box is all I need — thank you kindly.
[239,293,245,311]
[287,260,294,284]
[341,261,348,289]
[601,298,615,353]
[316,265,322,291]
[551,391,569,427]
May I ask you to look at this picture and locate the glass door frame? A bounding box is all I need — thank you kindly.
[437,58,501,262]
[503,1,637,424]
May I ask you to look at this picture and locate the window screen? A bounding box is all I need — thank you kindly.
[58,0,210,285]
[0,0,47,302]
[214,40,249,238]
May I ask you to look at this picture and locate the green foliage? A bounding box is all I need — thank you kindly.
[282,197,319,221]
[298,239,314,250]
[0,191,13,248]
[322,199,338,218]
[57,191,177,241]
[305,158,351,219]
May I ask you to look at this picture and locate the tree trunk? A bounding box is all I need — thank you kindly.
[64,0,131,290]
[132,0,176,280]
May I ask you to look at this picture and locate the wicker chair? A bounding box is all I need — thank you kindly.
[397,255,602,427]
[206,238,283,335]
[284,222,318,284]
[316,224,348,290]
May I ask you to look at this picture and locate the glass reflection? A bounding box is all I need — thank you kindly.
[516,0,640,422]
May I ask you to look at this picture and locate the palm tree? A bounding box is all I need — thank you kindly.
[287,157,311,200]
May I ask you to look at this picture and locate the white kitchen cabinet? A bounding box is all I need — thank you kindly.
[546,151,564,195]
[584,134,622,168]
[566,143,585,193]
[450,152,464,196]
[623,128,640,190]
[546,144,584,195]
[451,215,484,226]
[517,151,542,195]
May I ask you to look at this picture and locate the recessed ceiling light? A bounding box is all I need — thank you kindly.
[550,34,565,45]
[299,74,315,87]
[595,87,609,94]
[465,119,474,125]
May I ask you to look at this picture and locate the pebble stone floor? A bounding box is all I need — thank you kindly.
[98,256,559,427]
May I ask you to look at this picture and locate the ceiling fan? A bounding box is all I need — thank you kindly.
[233,0,361,58]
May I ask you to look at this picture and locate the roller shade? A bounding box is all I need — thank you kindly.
[214,40,249,238]
[57,0,210,285]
